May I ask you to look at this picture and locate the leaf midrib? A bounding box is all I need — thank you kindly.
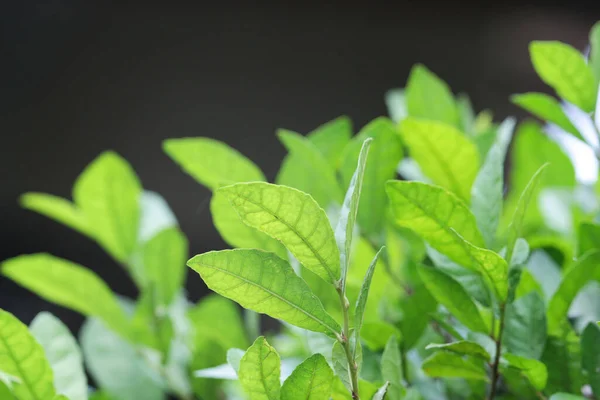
[0,329,43,400]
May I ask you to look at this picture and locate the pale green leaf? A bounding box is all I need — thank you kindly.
[385,88,407,123]
[29,312,87,400]
[530,41,597,111]
[421,351,488,381]
[400,117,479,201]
[80,317,165,400]
[425,341,491,361]
[547,250,600,335]
[73,151,141,263]
[581,322,600,396]
[219,182,340,283]
[339,117,403,236]
[511,93,581,139]
[417,266,487,333]
[163,137,265,189]
[405,64,459,126]
[2,254,131,340]
[239,337,281,400]
[381,335,404,400]
[372,382,390,400]
[227,348,245,375]
[281,354,334,400]
[549,394,586,400]
[276,129,343,207]
[502,353,548,391]
[0,309,56,400]
[142,227,188,307]
[20,192,93,238]
[471,117,515,246]
[332,341,352,393]
[187,249,340,335]
[503,292,547,359]
[591,22,600,82]
[353,247,383,357]
[577,221,600,256]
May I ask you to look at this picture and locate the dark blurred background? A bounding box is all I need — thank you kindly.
[1,1,600,331]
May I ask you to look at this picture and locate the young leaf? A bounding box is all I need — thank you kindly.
[20,192,93,238]
[276,129,344,207]
[405,64,459,126]
[187,249,341,335]
[29,312,87,400]
[142,227,188,307]
[2,254,131,340]
[547,250,600,335]
[0,309,56,400]
[239,337,281,400]
[332,341,352,393]
[503,292,547,360]
[73,151,141,263]
[581,322,600,397]
[381,335,404,400]
[511,93,581,139]
[80,317,165,400]
[281,354,334,400]
[418,266,487,333]
[400,117,479,201]
[163,137,265,189]
[339,117,403,237]
[421,351,488,381]
[219,182,340,283]
[372,382,391,400]
[471,117,515,246]
[591,22,600,81]
[353,246,383,356]
[336,138,372,289]
[529,41,597,111]
[501,353,548,391]
[425,341,491,361]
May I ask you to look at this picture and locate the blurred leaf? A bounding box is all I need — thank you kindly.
[397,281,438,349]
[188,249,340,335]
[400,118,479,201]
[591,22,600,82]
[549,394,587,400]
[381,335,405,400]
[426,341,491,361]
[577,221,600,255]
[421,352,488,381]
[511,93,581,139]
[581,322,600,397]
[29,312,87,400]
[385,89,408,123]
[306,116,353,167]
[360,322,401,351]
[220,182,340,283]
[227,348,245,375]
[405,64,459,126]
[163,137,265,189]
[2,253,131,340]
[503,292,547,359]
[541,329,585,394]
[339,117,404,237]
[281,354,334,400]
[239,337,281,400]
[73,151,141,263]
[530,41,596,111]
[0,309,56,400]
[501,353,547,390]
[418,266,487,333]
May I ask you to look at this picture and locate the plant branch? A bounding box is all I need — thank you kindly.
[487,303,506,400]
[337,287,360,399]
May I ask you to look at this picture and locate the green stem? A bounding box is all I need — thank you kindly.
[244,309,260,341]
[487,303,506,400]
[337,287,360,399]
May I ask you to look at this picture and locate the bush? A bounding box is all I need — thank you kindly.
[2,21,600,400]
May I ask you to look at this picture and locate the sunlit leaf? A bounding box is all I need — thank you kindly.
[239,337,281,400]
[501,353,547,390]
[281,354,334,400]
[421,351,488,381]
[511,93,581,139]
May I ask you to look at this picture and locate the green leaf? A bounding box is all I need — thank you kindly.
[547,250,600,335]
[405,64,459,126]
[187,249,340,335]
[353,247,383,357]
[511,93,580,139]
[332,341,353,393]
[142,227,188,307]
[239,337,281,400]
[542,329,585,394]
[471,118,515,246]
[386,181,485,266]
[503,292,547,359]
[529,41,597,111]
[306,116,353,167]
[502,353,548,391]
[577,221,600,255]
[80,317,165,400]
[339,118,404,236]
[549,394,586,400]
[381,335,404,400]
[163,137,265,189]
[400,117,479,201]
[2,254,131,340]
[581,322,600,396]
[0,309,56,400]
[421,351,488,381]
[372,382,390,400]
[425,341,491,361]
[276,129,344,207]
[418,266,487,333]
[360,322,402,351]
[73,151,141,263]
[219,182,340,283]
[281,354,334,400]
[29,312,87,400]
[337,138,372,287]
[590,22,600,82]
[20,192,93,238]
